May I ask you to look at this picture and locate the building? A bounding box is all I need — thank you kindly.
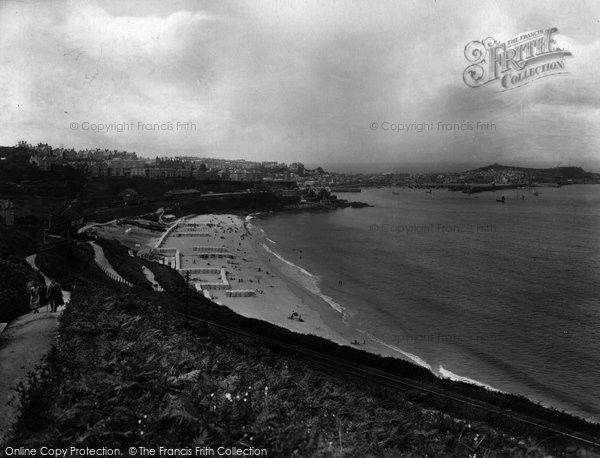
[60,148,78,160]
[0,200,14,225]
[34,143,53,155]
[230,170,263,181]
[192,168,219,180]
[29,154,63,171]
[290,162,305,176]
[107,159,147,177]
[118,188,147,205]
[147,167,180,179]
[89,161,109,177]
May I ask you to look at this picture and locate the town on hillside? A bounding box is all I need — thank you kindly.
[9,141,600,188]
[0,141,598,234]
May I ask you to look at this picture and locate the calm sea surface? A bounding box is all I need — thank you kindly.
[257,185,600,422]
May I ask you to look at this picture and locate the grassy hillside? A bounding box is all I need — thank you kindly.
[6,286,578,456]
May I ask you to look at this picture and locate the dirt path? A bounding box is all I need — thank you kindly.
[0,311,60,443]
[25,254,50,287]
[0,255,68,444]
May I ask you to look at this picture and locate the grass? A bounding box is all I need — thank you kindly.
[5,286,571,456]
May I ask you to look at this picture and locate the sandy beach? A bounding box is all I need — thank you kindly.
[150,213,416,362]
[89,213,425,363]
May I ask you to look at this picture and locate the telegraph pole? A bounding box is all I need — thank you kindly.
[185,270,190,318]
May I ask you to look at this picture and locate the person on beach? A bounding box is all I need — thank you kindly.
[29,283,40,314]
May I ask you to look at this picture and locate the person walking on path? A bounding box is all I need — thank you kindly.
[48,280,64,313]
[29,283,40,314]
[46,282,53,313]
[38,281,48,312]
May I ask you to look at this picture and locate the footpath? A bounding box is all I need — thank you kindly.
[0,255,69,444]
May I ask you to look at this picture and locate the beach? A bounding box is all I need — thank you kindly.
[142,213,411,360]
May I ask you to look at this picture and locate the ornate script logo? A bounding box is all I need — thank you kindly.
[463,28,572,90]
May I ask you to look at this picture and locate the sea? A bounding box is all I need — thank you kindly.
[255,185,600,423]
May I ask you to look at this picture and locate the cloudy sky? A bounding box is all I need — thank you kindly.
[0,0,599,172]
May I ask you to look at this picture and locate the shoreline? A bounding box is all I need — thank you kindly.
[247,214,441,368]
[104,211,492,372]
[245,216,442,363]
[249,220,513,391]
[93,209,599,424]
[152,213,423,362]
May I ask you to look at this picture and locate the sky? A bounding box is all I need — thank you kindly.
[0,0,599,172]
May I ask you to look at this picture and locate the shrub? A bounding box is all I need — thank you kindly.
[0,258,39,322]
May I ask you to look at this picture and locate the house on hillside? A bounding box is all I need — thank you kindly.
[34,143,53,155]
[118,188,147,205]
[89,161,109,177]
[107,158,147,177]
[29,154,63,171]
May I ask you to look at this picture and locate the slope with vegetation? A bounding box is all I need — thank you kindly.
[4,236,598,455]
[6,285,579,456]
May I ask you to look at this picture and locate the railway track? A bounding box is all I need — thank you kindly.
[172,310,600,450]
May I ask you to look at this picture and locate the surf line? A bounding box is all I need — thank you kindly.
[438,366,501,392]
[261,243,346,317]
[358,329,432,371]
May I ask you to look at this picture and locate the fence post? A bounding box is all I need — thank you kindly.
[185,271,190,318]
